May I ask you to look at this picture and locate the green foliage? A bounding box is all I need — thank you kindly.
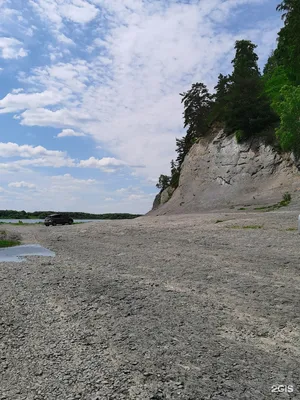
[282,192,292,203]
[235,130,245,143]
[180,82,213,138]
[210,74,232,123]
[275,85,300,155]
[276,0,300,84]
[224,40,278,137]
[231,40,260,79]
[0,240,20,248]
[156,174,171,191]
[170,159,180,189]
[264,65,290,110]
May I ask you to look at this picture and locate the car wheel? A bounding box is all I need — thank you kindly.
[52,222,56,226]
[45,224,49,227]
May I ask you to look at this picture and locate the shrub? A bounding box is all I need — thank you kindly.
[235,130,245,143]
[282,192,291,203]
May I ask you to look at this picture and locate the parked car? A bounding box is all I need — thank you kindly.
[44,214,74,226]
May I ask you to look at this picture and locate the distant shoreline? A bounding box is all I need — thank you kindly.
[0,211,143,220]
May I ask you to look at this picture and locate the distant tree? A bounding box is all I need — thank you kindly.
[156,174,171,191]
[224,40,278,138]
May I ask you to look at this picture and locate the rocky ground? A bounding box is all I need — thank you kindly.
[1,211,300,399]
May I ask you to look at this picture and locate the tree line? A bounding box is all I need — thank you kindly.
[0,210,142,220]
[157,0,300,192]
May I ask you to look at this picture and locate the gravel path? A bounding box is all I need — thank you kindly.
[1,211,300,400]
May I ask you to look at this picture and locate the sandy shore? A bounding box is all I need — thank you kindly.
[1,211,300,399]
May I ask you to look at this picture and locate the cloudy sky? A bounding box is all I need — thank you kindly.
[0,0,282,214]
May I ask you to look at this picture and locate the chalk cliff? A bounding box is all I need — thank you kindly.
[149,128,300,215]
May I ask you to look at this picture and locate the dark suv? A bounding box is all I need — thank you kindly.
[44,214,74,226]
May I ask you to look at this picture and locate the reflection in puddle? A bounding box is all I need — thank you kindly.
[0,244,55,262]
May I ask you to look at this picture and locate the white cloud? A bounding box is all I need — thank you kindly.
[56,129,85,138]
[0,37,28,59]
[29,0,99,28]
[56,33,75,45]
[0,142,75,167]
[8,181,36,189]
[79,157,128,170]
[59,0,99,23]
[0,90,65,113]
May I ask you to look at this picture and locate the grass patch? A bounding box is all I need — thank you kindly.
[239,207,247,210]
[0,239,20,248]
[254,193,292,212]
[215,220,224,224]
[286,228,297,231]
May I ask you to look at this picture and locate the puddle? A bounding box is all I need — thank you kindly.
[0,244,55,263]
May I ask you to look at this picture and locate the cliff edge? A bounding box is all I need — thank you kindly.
[148,128,300,215]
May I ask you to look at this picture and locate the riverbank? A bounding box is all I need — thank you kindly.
[1,211,300,399]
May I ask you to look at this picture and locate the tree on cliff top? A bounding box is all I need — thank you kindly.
[224,40,278,138]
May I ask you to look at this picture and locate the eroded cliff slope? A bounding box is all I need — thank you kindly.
[149,128,300,215]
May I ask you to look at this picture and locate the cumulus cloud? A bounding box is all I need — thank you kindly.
[78,157,128,170]
[56,129,86,138]
[0,142,75,168]
[0,37,27,59]
[29,0,99,28]
[0,90,65,113]
[8,181,36,189]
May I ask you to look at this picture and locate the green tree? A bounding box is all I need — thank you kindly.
[224,40,278,138]
[210,74,231,123]
[275,85,300,155]
[275,0,300,84]
[170,159,180,189]
[180,82,213,141]
[156,174,171,191]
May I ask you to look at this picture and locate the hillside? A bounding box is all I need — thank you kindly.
[148,127,300,216]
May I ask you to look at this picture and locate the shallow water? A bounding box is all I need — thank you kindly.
[0,244,55,263]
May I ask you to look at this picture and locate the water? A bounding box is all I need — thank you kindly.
[0,219,103,224]
[0,244,55,263]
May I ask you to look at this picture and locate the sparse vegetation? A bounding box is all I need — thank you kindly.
[0,240,20,248]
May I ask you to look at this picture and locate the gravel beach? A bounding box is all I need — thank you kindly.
[1,211,300,399]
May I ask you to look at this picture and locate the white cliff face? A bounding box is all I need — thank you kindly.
[149,129,300,215]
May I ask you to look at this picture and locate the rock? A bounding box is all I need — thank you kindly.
[152,193,162,210]
[148,127,300,215]
[160,186,175,205]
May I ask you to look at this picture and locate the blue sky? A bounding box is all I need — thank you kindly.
[0,0,282,214]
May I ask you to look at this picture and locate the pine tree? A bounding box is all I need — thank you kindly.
[210,74,231,123]
[224,40,277,138]
[180,82,212,141]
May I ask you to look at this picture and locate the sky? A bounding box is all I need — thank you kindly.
[0,0,282,214]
